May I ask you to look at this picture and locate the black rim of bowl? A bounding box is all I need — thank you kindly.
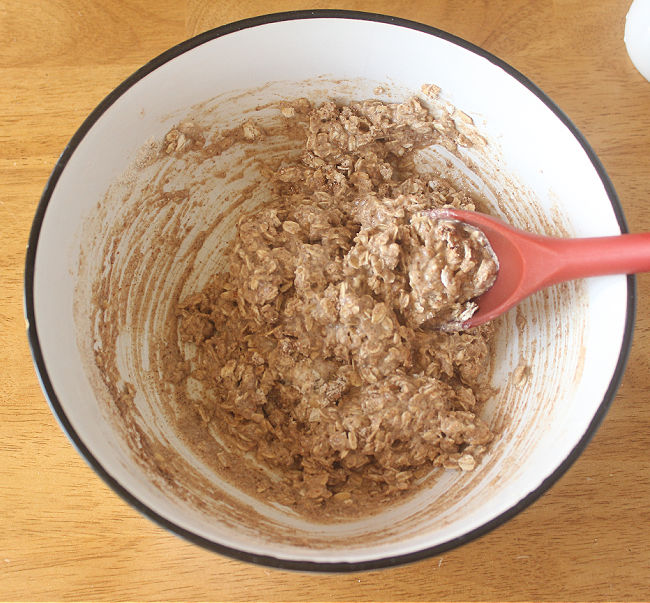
[24,9,636,572]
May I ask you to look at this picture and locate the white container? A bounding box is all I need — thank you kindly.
[625,0,650,82]
[25,12,634,571]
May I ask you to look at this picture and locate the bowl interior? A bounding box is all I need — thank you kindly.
[28,15,629,568]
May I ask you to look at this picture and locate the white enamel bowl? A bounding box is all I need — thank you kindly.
[25,11,634,571]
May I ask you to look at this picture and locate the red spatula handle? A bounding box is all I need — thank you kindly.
[537,232,650,288]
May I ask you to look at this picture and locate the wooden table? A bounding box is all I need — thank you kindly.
[2,1,649,600]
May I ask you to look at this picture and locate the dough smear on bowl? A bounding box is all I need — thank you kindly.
[173,96,498,517]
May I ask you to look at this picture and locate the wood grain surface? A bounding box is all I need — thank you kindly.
[1,0,649,600]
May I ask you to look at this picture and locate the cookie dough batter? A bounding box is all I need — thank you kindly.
[175,96,498,513]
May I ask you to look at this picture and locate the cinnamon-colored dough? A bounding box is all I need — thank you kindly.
[174,96,497,514]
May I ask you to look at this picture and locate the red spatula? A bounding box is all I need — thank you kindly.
[436,208,650,328]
